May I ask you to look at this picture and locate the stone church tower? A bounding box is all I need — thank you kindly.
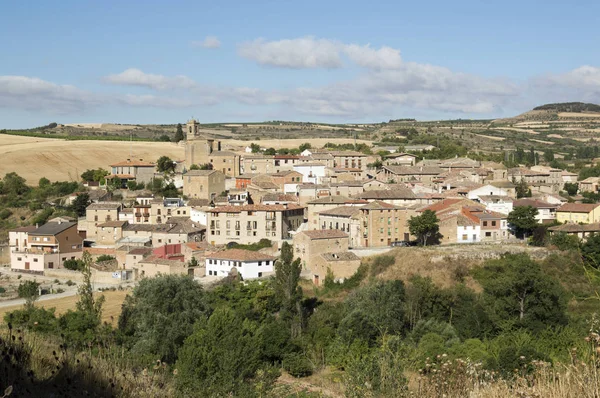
[185,119,217,167]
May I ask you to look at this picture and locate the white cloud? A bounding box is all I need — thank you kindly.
[342,44,403,70]
[0,75,98,113]
[191,36,221,49]
[104,68,197,90]
[237,37,343,69]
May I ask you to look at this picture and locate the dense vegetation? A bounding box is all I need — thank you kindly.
[3,244,600,397]
[533,102,600,113]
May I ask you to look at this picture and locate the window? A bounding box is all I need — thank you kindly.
[48,262,54,269]
[483,221,488,227]
[485,232,492,237]
[462,234,468,241]
[17,257,22,261]
[258,272,263,277]
[492,221,497,226]
[43,237,50,242]
[265,261,270,266]
[33,258,38,262]
[258,261,262,266]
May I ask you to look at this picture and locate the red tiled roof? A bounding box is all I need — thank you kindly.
[208,204,305,213]
[207,249,276,262]
[110,160,155,167]
[419,198,468,213]
[557,203,600,213]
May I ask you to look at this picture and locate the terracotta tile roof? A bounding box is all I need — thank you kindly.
[208,204,305,213]
[207,249,276,262]
[261,193,299,203]
[514,199,558,209]
[358,188,416,200]
[383,166,443,175]
[97,220,128,228]
[299,229,349,240]
[87,202,122,210]
[128,247,153,256]
[12,225,38,233]
[361,200,400,210]
[558,203,600,213]
[308,195,366,205]
[419,198,469,213]
[184,170,219,176]
[549,223,600,233]
[318,206,362,217]
[110,160,155,167]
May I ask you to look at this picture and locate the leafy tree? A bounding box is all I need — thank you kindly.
[118,275,209,363]
[474,254,568,332]
[274,242,303,338]
[543,149,555,162]
[563,182,579,196]
[173,123,184,142]
[250,143,261,153]
[175,307,274,396]
[1,172,29,196]
[63,259,84,271]
[408,209,440,246]
[549,232,580,251]
[18,280,40,309]
[38,177,50,188]
[156,156,175,173]
[514,178,532,198]
[71,192,90,217]
[507,206,539,239]
[188,164,200,170]
[76,252,104,321]
[80,168,109,182]
[157,134,171,142]
[581,233,600,268]
[126,180,137,190]
[198,163,213,170]
[264,147,276,155]
[299,142,312,152]
[4,306,57,333]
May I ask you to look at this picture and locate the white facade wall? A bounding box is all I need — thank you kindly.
[294,165,326,184]
[10,251,82,272]
[482,201,513,215]
[190,208,208,225]
[536,208,556,223]
[205,258,274,279]
[457,225,481,243]
[468,185,508,200]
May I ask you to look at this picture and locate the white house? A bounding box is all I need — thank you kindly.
[513,199,559,224]
[293,163,327,184]
[467,184,508,200]
[205,249,276,279]
[476,195,514,215]
[300,149,313,157]
[457,224,481,243]
[190,207,208,226]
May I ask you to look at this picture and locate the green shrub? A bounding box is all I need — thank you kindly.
[4,306,57,333]
[0,208,12,220]
[65,280,75,286]
[0,287,5,294]
[549,232,580,251]
[96,254,116,262]
[63,259,83,271]
[283,353,313,377]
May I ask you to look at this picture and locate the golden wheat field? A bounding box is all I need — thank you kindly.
[0,136,185,184]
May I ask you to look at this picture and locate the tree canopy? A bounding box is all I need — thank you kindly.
[156,156,176,173]
[408,210,440,246]
[507,206,539,238]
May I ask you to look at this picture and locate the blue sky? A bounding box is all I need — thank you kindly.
[1,0,599,128]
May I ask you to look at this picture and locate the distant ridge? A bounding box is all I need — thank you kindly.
[532,102,600,113]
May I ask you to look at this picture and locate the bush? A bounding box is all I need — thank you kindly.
[96,254,116,262]
[65,280,75,286]
[63,259,83,271]
[283,353,313,377]
[0,287,5,294]
[0,208,12,220]
[549,232,580,251]
[370,255,395,277]
[4,306,57,333]
[56,288,65,293]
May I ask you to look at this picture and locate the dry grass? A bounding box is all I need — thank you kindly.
[0,136,184,183]
[0,290,128,325]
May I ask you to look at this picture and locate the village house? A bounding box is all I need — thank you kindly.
[306,196,368,229]
[297,184,334,204]
[10,221,83,273]
[556,203,600,224]
[330,151,367,170]
[182,169,226,201]
[579,177,600,193]
[124,247,153,269]
[108,159,156,186]
[133,256,197,279]
[548,223,600,241]
[310,252,361,286]
[378,166,443,184]
[205,249,276,279]
[293,229,349,276]
[206,204,305,245]
[404,144,436,152]
[207,151,241,177]
[85,202,123,241]
[293,162,327,184]
[383,153,418,166]
[476,195,514,215]
[357,187,418,206]
[513,198,559,224]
